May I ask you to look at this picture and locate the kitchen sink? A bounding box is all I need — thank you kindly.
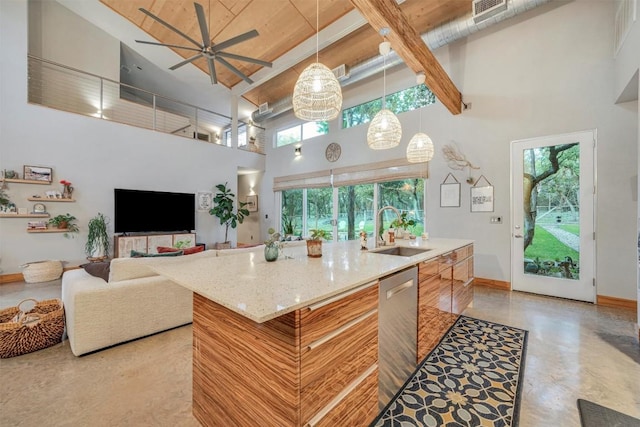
[373,247,431,257]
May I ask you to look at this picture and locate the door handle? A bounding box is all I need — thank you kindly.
[514,234,523,238]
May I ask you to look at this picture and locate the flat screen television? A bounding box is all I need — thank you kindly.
[114,189,195,234]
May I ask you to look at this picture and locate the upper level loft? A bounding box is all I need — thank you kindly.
[27,55,265,155]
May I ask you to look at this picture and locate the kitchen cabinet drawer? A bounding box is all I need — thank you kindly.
[454,244,472,262]
[300,282,377,348]
[418,258,439,279]
[301,310,377,410]
[307,365,378,427]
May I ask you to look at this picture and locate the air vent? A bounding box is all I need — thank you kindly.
[614,0,637,55]
[472,0,508,24]
[258,102,270,114]
[332,64,349,81]
[193,131,210,142]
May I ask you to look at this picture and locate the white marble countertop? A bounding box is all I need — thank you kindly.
[151,237,473,323]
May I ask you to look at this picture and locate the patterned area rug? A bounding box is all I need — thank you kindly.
[372,316,528,427]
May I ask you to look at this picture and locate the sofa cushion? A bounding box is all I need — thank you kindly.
[157,245,204,255]
[130,249,183,258]
[80,262,111,281]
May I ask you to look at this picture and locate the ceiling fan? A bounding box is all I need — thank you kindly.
[135,2,272,85]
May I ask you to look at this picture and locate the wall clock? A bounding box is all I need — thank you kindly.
[325,142,341,162]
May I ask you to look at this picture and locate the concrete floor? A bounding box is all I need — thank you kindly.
[0,281,638,426]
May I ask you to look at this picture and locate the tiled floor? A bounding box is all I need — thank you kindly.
[0,281,638,426]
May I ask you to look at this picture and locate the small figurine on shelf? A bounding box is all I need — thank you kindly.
[360,230,368,250]
[60,179,74,199]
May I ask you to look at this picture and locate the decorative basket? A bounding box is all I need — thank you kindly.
[0,298,65,358]
[21,260,63,283]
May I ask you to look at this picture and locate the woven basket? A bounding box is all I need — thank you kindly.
[0,298,65,358]
[21,260,63,283]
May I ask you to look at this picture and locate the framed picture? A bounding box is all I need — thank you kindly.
[23,165,52,182]
[245,195,258,212]
[440,173,461,207]
[471,175,494,212]
[196,191,213,212]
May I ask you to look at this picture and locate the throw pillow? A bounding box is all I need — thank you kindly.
[130,249,184,258]
[157,245,204,255]
[81,262,111,281]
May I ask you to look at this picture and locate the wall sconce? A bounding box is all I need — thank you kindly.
[294,146,302,156]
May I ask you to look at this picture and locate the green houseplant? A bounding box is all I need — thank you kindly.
[48,213,79,238]
[85,213,110,259]
[282,213,296,239]
[391,211,417,238]
[306,229,331,258]
[209,182,250,248]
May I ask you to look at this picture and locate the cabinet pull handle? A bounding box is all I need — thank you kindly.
[386,280,414,300]
[305,364,378,427]
[307,309,377,351]
[307,280,377,311]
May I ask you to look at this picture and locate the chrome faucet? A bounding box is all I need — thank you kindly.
[376,206,402,248]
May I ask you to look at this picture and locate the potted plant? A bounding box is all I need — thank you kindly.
[48,213,79,238]
[307,229,331,258]
[282,213,296,240]
[85,213,110,259]
[264,228,281,262]
[209,182,250,249]
[391,211,417,239]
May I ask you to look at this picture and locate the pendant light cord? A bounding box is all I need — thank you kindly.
[316,0,319,63]
[382,44,387,109]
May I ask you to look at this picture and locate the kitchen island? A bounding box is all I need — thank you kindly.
[153,237,474,426]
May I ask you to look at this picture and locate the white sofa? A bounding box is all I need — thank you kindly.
[61,249,217,356]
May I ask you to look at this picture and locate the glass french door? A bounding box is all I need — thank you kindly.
[337,184,374,241]
[511,130,595,302]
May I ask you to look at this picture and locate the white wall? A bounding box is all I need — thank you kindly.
[0,0,264,274]
[263,1,638,300]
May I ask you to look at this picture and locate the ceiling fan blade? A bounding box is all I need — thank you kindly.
[169,53,204,70]
[139,7,203,49]
[215,56,253,84]
[216,51,272,68]
[135,40,202,53]
[193,2,211,48]
[212,29,259,53]
[207,57,218,85]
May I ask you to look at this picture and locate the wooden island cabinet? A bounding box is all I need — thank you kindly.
[193,283,379,427]
[417,244,474,362]
[151,238,474,426]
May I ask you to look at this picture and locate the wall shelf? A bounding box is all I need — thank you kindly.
[27,198,75,202]
[0,213,50,218]
[27,228,68,233]
[2,178,51,185]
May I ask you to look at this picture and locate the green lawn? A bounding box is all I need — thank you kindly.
[524,225,579,262]
[559,224,580,236]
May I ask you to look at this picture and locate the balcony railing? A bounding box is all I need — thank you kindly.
[27,55,265,154]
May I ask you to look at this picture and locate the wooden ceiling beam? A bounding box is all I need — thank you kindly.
[349,0,462,115]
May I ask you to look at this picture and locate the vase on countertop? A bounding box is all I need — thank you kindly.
[264,243,279,262]
[62,185,73,199]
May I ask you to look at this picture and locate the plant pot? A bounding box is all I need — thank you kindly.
[306,240,322,258]
[264,244,279,262]
[57,221,68,229]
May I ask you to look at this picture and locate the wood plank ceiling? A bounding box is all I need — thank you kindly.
[100,0,470,110]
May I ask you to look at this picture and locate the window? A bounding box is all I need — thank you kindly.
[342,84,436,129]
[276,121,328,147]
[279,179,424,242]
[222,123,246,147]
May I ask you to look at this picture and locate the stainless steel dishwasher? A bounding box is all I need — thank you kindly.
[378,266,418,409]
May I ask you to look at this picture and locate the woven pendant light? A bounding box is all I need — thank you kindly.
[293,63,342,121]
[407,132,434,162]
[367,35,401,150]
[292,0,342,121]
[368,109,402,149]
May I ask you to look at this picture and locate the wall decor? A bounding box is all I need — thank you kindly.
[471,175,494,212]
[440,173,461,207]
[245,195,258,212]
[23,165,52,182]
[196,191,213,212]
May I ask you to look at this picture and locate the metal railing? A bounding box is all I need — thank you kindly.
[27,55,265,154]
